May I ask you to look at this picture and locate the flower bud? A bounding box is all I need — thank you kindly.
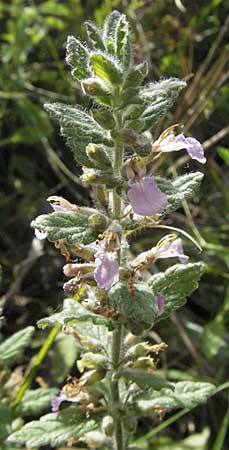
[93,108,116,130]
[81,77,112,97]
[126,343,148,358]
[88,212,108,231]
[77,352,108,372]
[101,415,114,437]
[123,414,137,433]
[119,128,138,145]
[82,431,107,449]
[86,143,112,169]
[124,333,140,347]
[81,168,121,188]
[81,368,106,385]
[63,263,93,277]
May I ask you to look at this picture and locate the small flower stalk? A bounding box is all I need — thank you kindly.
[7,10,214,450]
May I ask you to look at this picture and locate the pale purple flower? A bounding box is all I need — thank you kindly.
[94,251,119,289]
[125,158,147,181]
[156,237,189,264]
[51,390,79,412]
[153,132,206,164]
[128,177,167,216]
[156,292,165,313]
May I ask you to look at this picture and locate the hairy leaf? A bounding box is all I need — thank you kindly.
[44,103,112,167]
[85,21,105,51]
[108,282,158,335]
[156,172,204,217]
[38,298,113,330]
[128,78,187,130]
[90,52,122,85]
[0,326,34,367]
[0,404,12,441]
[134,381,215,414]
[123,61,148,89]
[31,212,98,244]
[7,406,97,448]
[66,36,91,80]
[148,263,205,321]
[15,388,58,416]
[103,10,122,54]
[116,369,174,390]
[115,14,131,70]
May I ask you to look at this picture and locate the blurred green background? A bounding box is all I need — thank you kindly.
[0,1,229,449]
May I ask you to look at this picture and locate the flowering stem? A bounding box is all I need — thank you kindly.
[111,107,124,450]
[111,324,124,450]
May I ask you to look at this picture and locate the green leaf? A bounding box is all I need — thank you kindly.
[148,263,205,321]
[90,52,122,85]
[31,212,98,244]
[52,334,79,383]
[141,78,187,102]
[116,369,174,391]
[156,172,204,217]
[0,326,34,367]
[123,61,148,89]
[134,381,215,415]
[108,282,158,335]
[85,21,105,51]
[0,404,12,441]
[66,36,91,80]
[103,10,122,54]
[37,298,113,330]
[44,103,112,167]
[7,406,97,448]
[15,388,58,417]
[128,78,186,130]
[201,319,226,359]
[115,14,131,70]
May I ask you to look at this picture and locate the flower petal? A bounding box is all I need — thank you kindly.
[94,251,119,289]
[185,137,206,164]
[51,391,67,412]
[128,177,167,216]
[156,238,189,264]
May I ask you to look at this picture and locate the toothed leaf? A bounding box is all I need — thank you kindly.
[148,263,205,321]
[66,36,91,80]
[31,212,98,244]
[44,103,112,167]
[7,407,97,448]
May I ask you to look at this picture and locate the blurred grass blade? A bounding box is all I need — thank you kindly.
[212,405,229,450]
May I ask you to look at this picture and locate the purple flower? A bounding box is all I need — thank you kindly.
[156,237,189,264]
[156,292,165,313]
[176,134,206,164]
[153,132,206,164]
[94,250,119,289]
[51,390,79,412]
[128,177,167,216]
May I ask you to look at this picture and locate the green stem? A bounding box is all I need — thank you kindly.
[111,325,124,450]
[13,325,61,408]
[110,105,124,450]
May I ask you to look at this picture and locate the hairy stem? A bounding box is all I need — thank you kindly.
[111,106,124,450]
[111,325,124,450]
